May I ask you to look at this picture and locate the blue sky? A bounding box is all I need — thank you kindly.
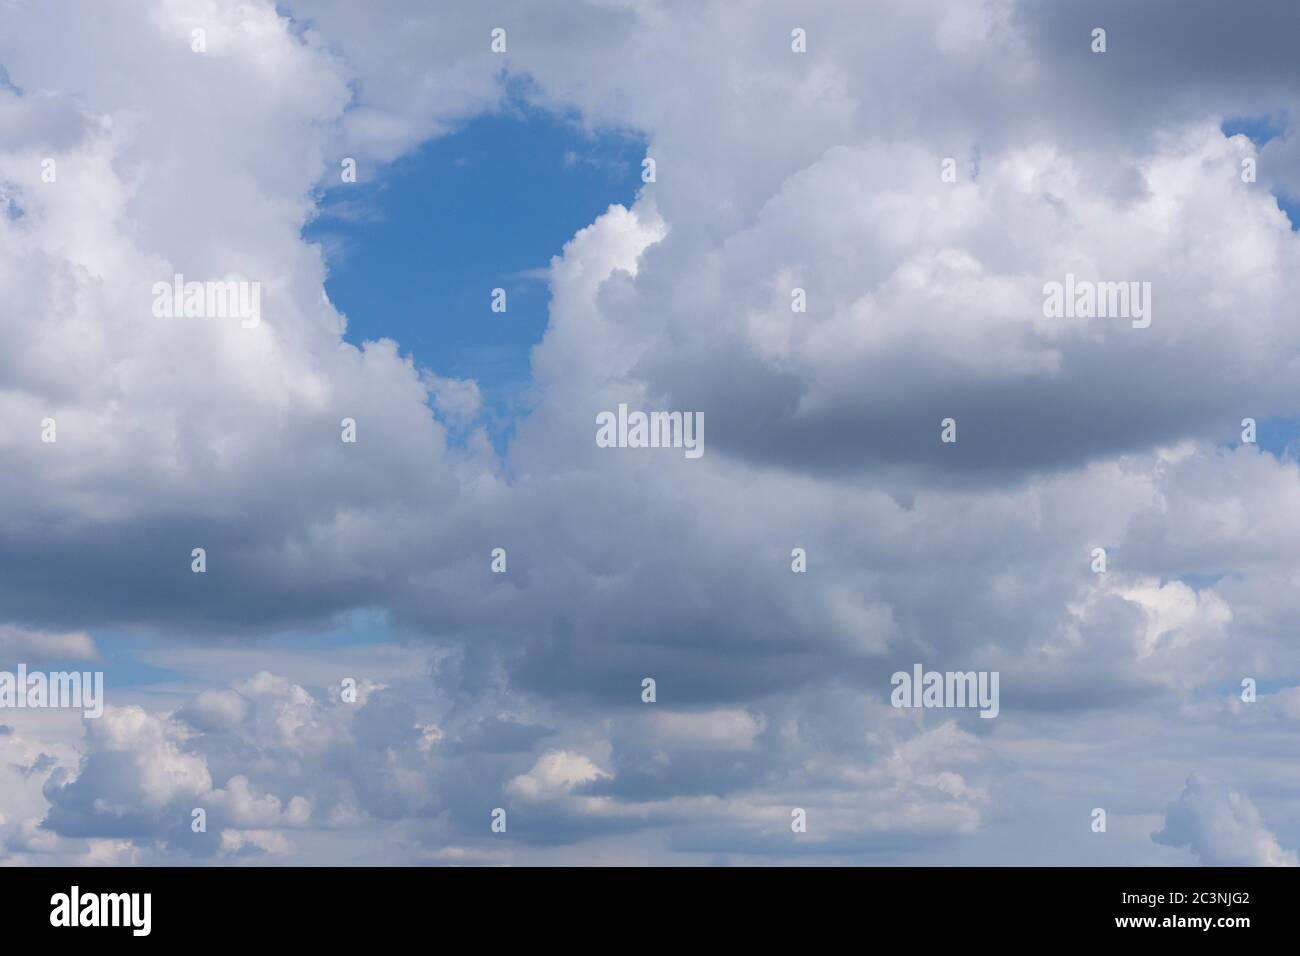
[305,99,645,428]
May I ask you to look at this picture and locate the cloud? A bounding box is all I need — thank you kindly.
[40,706,211,843]
[506,750,610,800]
[37,672,436,857]
[1153,773,1298,866]
[0,626,98,665]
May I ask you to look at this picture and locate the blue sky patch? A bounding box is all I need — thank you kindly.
[305,103,646,432]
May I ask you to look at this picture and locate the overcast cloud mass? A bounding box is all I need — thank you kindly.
[0,0,1299,865]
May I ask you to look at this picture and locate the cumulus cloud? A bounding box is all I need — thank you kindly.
[1153,773,1298,866]
[506,751,610,800]
[32,672,440,859]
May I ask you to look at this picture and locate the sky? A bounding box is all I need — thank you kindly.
[303,97,645,438]
[0,0,1299,866]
